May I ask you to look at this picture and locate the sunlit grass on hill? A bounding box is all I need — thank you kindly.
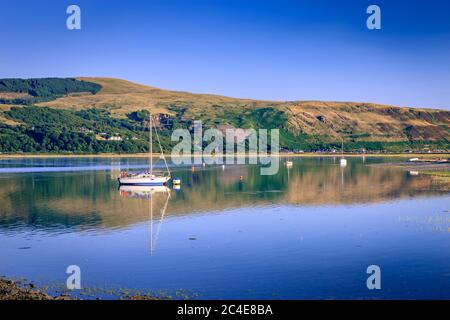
[0,77,448,154]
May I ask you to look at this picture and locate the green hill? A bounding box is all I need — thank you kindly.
[0,78,101,104]
[0,77,448,154]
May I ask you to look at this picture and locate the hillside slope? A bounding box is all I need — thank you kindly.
[0,77,448,153]
[42,77,450,142]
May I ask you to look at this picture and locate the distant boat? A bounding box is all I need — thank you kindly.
[285,160,293,167]
[119,112,171,186]
[340,138,347,167]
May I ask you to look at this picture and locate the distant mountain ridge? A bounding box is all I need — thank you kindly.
[0,77,448,153]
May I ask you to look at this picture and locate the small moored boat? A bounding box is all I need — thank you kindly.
[119,111,171,186]
[285,160,293,167]
[119,172,170,186]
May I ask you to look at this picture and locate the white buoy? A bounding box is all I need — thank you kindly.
[340,158,347,167]
[222,164,225,171]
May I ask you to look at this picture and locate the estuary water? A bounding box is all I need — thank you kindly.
[0,156,449,299]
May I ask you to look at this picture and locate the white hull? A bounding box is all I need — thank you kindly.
[118,175,171,186]
[120,185,170,192]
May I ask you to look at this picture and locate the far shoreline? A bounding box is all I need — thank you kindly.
[0,152,448,159]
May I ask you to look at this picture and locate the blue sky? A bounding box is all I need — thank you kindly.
[1,0,450,109]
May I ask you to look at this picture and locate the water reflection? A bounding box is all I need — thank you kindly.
[119,185,170,199]
[0,157,447,233]
[118,186,171,254]
[0,157,449,299]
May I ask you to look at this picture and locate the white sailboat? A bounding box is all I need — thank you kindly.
[119,112,171,186]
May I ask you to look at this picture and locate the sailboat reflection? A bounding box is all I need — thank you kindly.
[119,185,170,199]
[119,185,171,254]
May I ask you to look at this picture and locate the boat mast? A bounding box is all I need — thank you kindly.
[149,112,153,175]
[153,119,171,177]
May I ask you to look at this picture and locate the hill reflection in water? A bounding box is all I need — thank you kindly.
[0,157,447,233]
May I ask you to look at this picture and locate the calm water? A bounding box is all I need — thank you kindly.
[0,156,449,299]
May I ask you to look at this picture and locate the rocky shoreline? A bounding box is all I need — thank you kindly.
[0,278,70,300]
[0,277,165,300]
